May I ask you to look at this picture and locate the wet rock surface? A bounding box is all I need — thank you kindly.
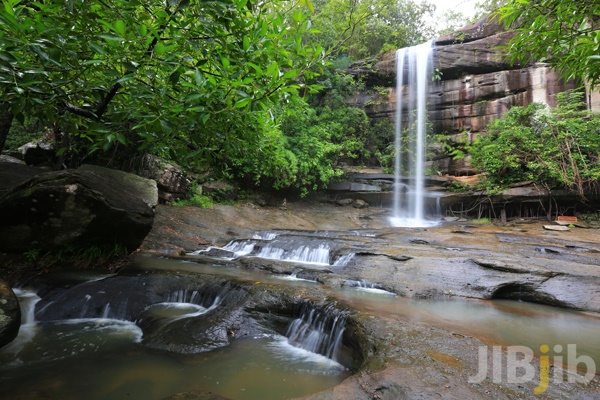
[25,266,362,364]
[0,280,20,349]
[145,203,600,312]
[0,164,158,253]
[137,201,600,399]
[5,200,599,399]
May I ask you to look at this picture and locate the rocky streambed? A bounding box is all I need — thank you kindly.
[2,200,600,399]
[135,201,600,399]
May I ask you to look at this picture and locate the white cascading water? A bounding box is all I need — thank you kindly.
[390,40,438,228]
[284,304,346,362]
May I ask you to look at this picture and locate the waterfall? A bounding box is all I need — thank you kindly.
[2,288,42,354]
[284,303,346,362]
[391,40,438,228]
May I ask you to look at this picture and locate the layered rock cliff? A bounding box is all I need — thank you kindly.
[347,16,596,175]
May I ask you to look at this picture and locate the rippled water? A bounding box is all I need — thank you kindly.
[336,288,600,368]
[0,310,348,400]
[3,255,600,399]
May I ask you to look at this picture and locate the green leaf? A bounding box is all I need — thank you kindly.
[205,73,217,86]
[0,51,17,63]
[247,62,263,77]
[266,61,279,79]
[234,97,251,108]
[89,42,105,54]
[114,20,126,37]
[194,69,204,85]
[97,34,124,42]
[185,93,204,102]
[221,56,230,69]
[283,69,298,79]
[115,132,127,145]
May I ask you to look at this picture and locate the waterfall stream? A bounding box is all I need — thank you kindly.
[189,230,357,267]
[284,302,347,362]
[391,40,439,227]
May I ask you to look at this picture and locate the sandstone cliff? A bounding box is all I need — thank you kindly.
[347,16,597,174]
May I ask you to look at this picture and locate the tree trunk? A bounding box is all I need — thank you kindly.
[0,102,14,155]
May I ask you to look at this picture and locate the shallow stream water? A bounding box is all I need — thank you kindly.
[0,286,348,400]
[2,256,600,399]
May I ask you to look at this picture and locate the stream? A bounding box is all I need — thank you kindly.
[2,227,600,399]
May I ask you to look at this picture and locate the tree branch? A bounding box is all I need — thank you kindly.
[65,103,99,120]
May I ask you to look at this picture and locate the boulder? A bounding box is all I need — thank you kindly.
[353,199,369,209]
[0,155,24,164]
[0,164,158,253]
[202,181,238,202]
[123,154,190,204]
[0,280,20,349]
[543,225,570,232]
[0,162,40,197]
[17,139,56,166]
[336,198,354,206]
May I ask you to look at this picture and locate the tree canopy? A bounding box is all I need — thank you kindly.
[0,0,325,167]
[307,0,436,60]
[0,0,440,194]
[498,0,600,86]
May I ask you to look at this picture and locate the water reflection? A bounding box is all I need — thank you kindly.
[1,322,347,400]
[335,288,600,368]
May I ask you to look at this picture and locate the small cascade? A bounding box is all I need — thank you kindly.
[333,253,356,266]
[391,40,439,228]
[285,303,346,361]
[257,243,330,265]
[223,240,256,257]
[276,269,318,283]
[166,288,221,311]
[252,231,279,240]
[344,280,396,296]
[80,294,92,318]
[2,288,42,355]
[190,235,356,267]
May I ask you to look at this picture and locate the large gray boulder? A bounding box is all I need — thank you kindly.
[0,280,20,349]
[123,154,191,204]
[0,162,40,197]
[0,164,158,253]
[17,139,56,166]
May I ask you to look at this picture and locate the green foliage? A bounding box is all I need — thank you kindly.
[172,194,213,208]
[0,0,325,170]
[434,131,470,161]
[437,10,470,36]
[473,0,507,21]
[469,90,600,196]
[579,212,600,223]
[497,0,600,87]
[227,68,393,195]
[24,247,40,262]
[307,0,436,60]
[447,180,474,193]
[5,117,44,151]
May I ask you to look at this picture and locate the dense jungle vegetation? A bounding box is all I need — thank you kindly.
[0,0,598,196]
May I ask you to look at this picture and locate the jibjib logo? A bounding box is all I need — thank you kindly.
[468,344,596,395]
